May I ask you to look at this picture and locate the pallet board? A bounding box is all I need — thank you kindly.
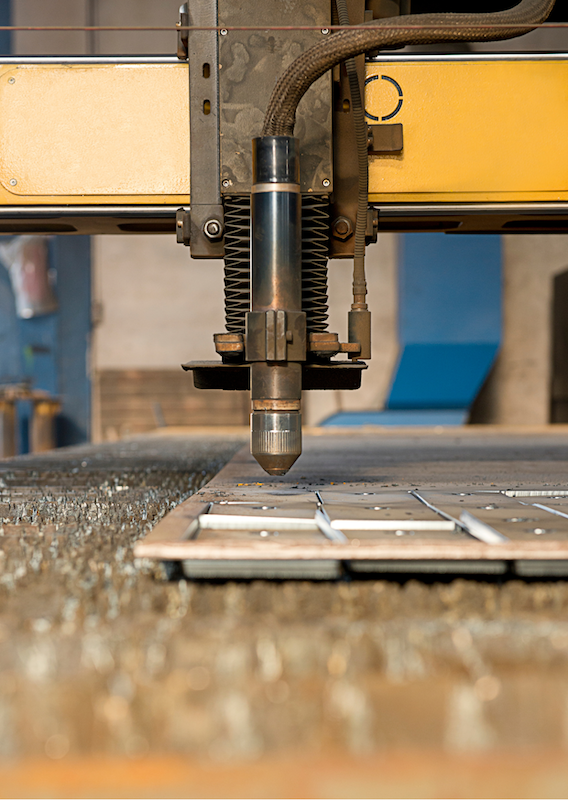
[134,435,568,578]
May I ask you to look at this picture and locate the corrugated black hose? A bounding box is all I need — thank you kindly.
[263,0,556,137]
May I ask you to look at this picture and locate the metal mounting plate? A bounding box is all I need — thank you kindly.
[182,361,367,391]
[218,0,332,194]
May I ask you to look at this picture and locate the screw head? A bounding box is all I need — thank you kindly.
[332,215,354,240]
[220,28,228,35]
[322,178,330,188]
[9,179,17,186]
[321,28,329,34]
[204,219,223,240]
[222,179,231,188]
[8,77,15,84]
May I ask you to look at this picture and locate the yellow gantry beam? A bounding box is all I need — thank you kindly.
[0,56,566,210]
[366,57,568,203]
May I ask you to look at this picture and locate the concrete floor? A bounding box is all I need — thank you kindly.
[3,427,568,798]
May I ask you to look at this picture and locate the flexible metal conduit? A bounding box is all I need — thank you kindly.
[262,0,556,137]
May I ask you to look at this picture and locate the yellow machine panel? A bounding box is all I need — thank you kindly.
[0,63,189,205]
[365,57,568,203]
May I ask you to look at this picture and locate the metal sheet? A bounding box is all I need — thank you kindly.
[418,490,568,542]
[134,445,568,577]
[182,558,340,580]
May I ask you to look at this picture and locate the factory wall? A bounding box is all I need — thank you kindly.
[0,2,92,451]
[304,238,399,426]
[471,236,568,426]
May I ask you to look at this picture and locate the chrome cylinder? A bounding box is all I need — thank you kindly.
[251,410,302,476]
[250,136,303,476]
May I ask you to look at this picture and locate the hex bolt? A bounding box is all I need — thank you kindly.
[204,219,223,240]
[332,216,354,240]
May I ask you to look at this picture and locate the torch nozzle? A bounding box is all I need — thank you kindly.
[251,410,302,476]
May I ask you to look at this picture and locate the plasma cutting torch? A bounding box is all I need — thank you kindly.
[179,0,556,475]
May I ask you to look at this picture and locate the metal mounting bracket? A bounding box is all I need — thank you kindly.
[186,0,224,258]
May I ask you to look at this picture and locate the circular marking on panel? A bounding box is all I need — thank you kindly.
[365,74,403,122]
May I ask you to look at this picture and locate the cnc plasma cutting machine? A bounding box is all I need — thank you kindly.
[0,0,563,473]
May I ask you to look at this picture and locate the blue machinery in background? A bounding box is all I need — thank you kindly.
[323,233,502,427]
[19,239,92,448]
[0,239,92,453]
[0,0,92,452]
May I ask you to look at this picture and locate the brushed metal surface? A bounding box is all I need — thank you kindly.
[217,0,332,194]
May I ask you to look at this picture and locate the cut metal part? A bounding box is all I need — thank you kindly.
[315,508,349,544]
[504,489,568,497]
[411,490,509,545]
[459,509,509,546]
[532,504,568,520]
[314,493,349,544]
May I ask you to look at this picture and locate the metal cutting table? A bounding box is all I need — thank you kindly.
[136,426,568,579]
